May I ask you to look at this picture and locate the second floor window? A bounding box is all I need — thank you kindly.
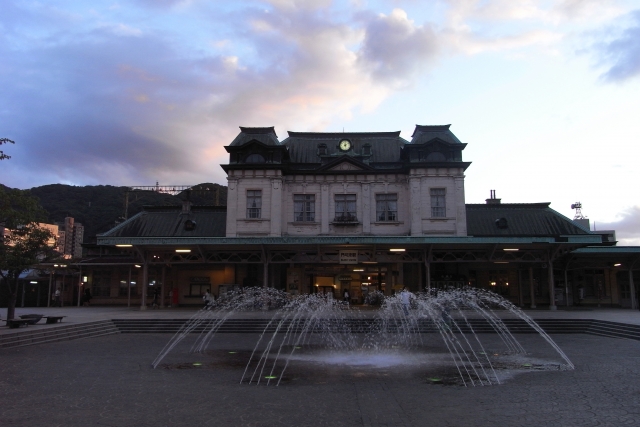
[335,194,357,222]
[430,188,446,218]
[376,193,397,221]
[247,190,262,219]
[294,194,315,222]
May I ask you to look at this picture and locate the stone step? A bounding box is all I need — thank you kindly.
[0,320,120,349]
[110,318,640,340]
[4,318,638,349]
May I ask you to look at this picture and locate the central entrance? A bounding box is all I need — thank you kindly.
[288,264,393,304]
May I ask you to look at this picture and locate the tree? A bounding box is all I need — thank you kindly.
[0,138,14,161]
[0,187,56,320]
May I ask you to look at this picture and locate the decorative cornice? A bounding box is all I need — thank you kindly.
[97,235,601,246]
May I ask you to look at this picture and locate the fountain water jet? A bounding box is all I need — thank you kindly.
[153,287,574,387]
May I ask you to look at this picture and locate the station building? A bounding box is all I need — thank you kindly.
[69,125,638,310]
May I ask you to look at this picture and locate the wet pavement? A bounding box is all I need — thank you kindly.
[1,306,640,426]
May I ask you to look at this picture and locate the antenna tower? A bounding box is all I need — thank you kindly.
[571,202,586,220]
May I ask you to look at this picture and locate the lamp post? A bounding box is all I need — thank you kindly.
[77,266,83,307]
[48,270,53,308]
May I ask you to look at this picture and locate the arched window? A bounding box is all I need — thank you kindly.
[426,151,446,162]
[245,153,266,163]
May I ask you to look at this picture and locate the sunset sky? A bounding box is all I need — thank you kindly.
[1,0,639,244]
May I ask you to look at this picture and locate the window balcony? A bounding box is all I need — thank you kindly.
[332,213,359,225]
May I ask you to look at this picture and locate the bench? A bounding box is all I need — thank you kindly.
[19,314,44,325]
[3,319,31,328]
[44,316,66,324]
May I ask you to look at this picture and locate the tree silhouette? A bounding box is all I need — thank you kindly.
[0,188,56,320]
[1,138,14,160]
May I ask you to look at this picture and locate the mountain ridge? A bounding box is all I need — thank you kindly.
[24,183,227,243]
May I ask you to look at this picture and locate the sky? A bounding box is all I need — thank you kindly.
[1,0,639,245]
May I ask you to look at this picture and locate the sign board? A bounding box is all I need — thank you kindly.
[339,250,358,264]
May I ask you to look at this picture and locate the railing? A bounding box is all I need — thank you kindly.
[333,213,358,223]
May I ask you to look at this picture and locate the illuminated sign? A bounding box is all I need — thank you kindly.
[339,250,358,264]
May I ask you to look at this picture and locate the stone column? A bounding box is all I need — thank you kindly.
[270,177,283,237]
[47,271,53,308]
[226,178,238,237]
[77,265,82,307]
[362,183,371,234]
[160,266,166,308]
[321,184,329,234]
[630,269,637,311]
[140,255,148,310]
[425,259,431,291]
[409,176,421,236]
[518,269,523,307]
[564,269,570,307]
[529,267,536,309]
[548,260,557,310]
[263,261,268,288]
[454,175,467,236]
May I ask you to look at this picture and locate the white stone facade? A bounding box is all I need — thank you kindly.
[225,165,467,237]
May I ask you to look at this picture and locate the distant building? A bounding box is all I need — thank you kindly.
[0,222,58,249]
[37,223,60,249]
[56,217,84,258]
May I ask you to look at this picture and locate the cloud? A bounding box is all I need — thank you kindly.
[439,0,631,56]
[445,28,562,55]
[105,23,143,37]
[1,27,210,184]
[357,9,440,87]
[594,10,640,82]
[2,1,411,187]
[444,0,624,25]
[265,0,333,10]
[2,0,636,191]
[595,205,640,246]
[133,0,194,9]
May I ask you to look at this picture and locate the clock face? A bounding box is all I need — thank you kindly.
[339,139,351,151]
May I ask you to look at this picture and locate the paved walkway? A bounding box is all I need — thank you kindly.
[3,305,640,336]
[2,305,640,426]
[1,318,640,426]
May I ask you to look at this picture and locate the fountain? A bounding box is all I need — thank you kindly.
[152,287,574,387]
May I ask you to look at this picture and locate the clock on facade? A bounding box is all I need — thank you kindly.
[339,139,351,151]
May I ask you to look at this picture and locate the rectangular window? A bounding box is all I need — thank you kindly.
[92,270,112,297]
[246,190,262,219]
[430,188,446,218]
[335,194,357,222]
[189,276,211,297]
[119,280,138,296]
[118,269,137,296]
[581,269,606,298]
[294,194,315,222]
[376,193,398,222]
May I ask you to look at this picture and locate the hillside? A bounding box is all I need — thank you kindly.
[28,183,227,242]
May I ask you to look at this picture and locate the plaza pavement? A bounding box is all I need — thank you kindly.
[2,305,640,426]
[3,304,640,336]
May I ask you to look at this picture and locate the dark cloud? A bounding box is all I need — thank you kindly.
[596,10,640,82]
[1,19,228,187]
[0,1,444,189]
